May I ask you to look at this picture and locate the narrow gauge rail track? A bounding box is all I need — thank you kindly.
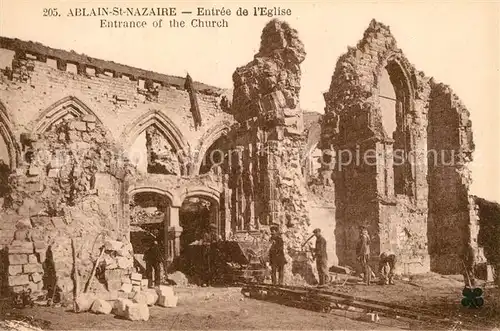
[240,283,484,330]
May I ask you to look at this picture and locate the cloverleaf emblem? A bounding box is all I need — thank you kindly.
[461,287,484,308]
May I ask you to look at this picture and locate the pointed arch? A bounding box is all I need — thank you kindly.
[193,121,232,175]
[121,109,189,153]
[33,96,105,134]
[0,101,21,169]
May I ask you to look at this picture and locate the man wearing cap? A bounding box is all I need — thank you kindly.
[356,226,372,285]
[313,228,329,286]
[269,225,286,285]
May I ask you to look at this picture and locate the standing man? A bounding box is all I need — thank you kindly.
[378,251,397,285]
[313,228,329,286]
[144,240,162,288]
[269,225,286,285]
[202,223,222,285]
[356,226,372,285]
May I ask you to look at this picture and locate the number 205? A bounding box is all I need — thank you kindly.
[43,8,59,16]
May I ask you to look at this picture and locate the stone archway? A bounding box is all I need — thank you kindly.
[0,101,21,170]
[121,110,191,176]
[177,188,221,284]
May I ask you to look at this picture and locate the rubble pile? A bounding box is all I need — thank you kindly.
[0,113,135,300]
[77,274,179,322]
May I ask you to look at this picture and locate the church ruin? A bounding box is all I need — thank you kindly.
[0,19,493,300]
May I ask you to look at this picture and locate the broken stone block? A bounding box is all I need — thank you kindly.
[47,169,60,178]
[28,228,44,242]
[30,272,42,283]
[28,254,38,264]
[13,229,30,242]
[72,121,88,131]
[9,274,30,286]
[131,279,141,286]
[8,254,28,265]
[117,256,132,269]
[12,285,26,293]
[36,251,46,263]
[23,263,43,274]
[157,294,178,308]
[125,303,149,321]
[90,299,112,315]
[74,294,96,312]
[82,114,97,123]
[144,289,159,306]
[113,298,133,317]
[51,217,65,227]
[132,291,148,305]
[8,265,22,276]
[68,130,80,141]
[15,218,32,229]
[34,241,46,251]
[168,271,188,286]
[156,285,175,297]
[30,215,51,228]
[131,272,142,281]
[120,283,133,293]
[28,166,41,176]
[140,279,149,288]
[132,285,141,292]
[9,241,34,254]
[104,239,123,251]
[87,123,96,131]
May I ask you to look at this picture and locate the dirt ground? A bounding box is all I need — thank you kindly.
[1,287,405,330]
[1,274,499,330]
[325,273,500,329]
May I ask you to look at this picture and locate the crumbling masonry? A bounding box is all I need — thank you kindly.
[0,19,493,300]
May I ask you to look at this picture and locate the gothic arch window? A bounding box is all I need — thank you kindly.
[379,60,413,197]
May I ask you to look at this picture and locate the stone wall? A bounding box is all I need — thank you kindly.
[0,37,234,173]
[427,82,484,274]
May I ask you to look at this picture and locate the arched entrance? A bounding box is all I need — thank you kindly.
[179,195,220,252]
[128,190,172,274]
[177,188,222,284]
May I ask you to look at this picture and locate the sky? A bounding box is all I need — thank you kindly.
[0,0,499,202]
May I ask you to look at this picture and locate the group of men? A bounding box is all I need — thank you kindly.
[356,226,396,285]
[269,225,397,286]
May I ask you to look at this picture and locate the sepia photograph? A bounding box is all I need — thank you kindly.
[0,0,499,330]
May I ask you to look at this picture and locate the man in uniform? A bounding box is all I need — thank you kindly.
[356,226,372,285]
[269,225,286,285]
[143,240,162,288]
[378,251,397,285]
[313,228,329,286]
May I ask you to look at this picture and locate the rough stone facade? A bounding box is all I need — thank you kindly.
[0,18,493,298]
